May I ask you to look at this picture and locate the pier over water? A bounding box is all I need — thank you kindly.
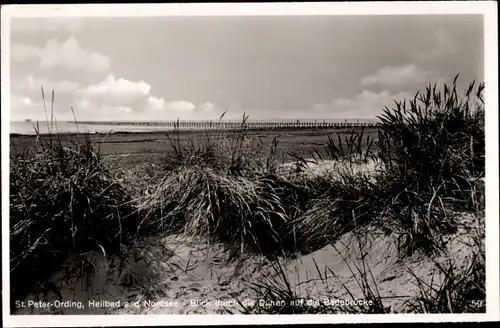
[73,119,380,130]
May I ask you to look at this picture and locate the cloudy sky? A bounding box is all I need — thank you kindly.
[9,15,483,121]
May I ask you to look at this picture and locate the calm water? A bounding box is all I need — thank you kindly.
[10,119,379,135]
[10,121,175,135]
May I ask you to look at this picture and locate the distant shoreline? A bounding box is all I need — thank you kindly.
[10,119,379,123]
[10,125,380,137]
[10,119,381,136]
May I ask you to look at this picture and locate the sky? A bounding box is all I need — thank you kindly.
[9,15,484,121]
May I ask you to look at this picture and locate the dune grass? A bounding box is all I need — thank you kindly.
[9,90,140,308]
[375,76,485,256]
[9,76,486,314]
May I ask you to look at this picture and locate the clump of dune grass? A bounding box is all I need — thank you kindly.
[312,126,377,165]
[136,163,323,257]
[377,75,485,202]
[136,165,293,257]
[9,89,138,310]
[280,126,382,253]
[374,75,485,257]
[162,112,280,177]
[292,169,382,254]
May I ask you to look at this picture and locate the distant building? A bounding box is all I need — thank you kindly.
[25,119,32,123]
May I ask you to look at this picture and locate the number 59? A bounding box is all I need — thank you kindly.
[471,300,485,308]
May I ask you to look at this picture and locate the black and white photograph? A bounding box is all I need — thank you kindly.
[1,2,499,326]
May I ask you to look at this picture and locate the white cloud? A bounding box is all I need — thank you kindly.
[11,70,197,120]
[73,75,198,120]
[332,90,414,118]
[11,37,111,73]
[11,70,227,120]
[146,96,166,112]
[81,74,151,105]
[361,64,434,88]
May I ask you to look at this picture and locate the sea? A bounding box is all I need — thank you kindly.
[10,119,379,135]
[10,121,177,135]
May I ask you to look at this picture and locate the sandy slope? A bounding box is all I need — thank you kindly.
[15,235,268,315]
[15,210,482,315]
[248,212,483,313]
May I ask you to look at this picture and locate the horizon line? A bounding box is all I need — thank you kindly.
[11,118,381,123]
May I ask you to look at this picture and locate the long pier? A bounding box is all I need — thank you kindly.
[73,120,380,130]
